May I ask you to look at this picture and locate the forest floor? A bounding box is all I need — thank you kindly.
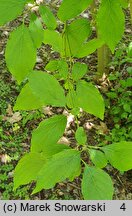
[0,3,132,200]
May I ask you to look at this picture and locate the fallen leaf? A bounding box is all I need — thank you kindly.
[42,106,53,116]
[94,122,109,135]
[6,104,13,116]
[66,114,74,128]
[0,154,11,163]
[85,122,95,130]
[8,112,22,124]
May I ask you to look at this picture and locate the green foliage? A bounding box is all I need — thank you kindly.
[39,5,57,30]
[82,166,114,200]
[0,0,27,26]
[5,24,36,84]
[118,0,129,8]
[63,18,91,57]
[65,80,105,119]
[45,60,59,72]
[105,67,132,142]
[66,90,77,109]
[88,149,107,168]
[110,42,132,66]
[75,127,87,145]
[0,80,12,114]
[32,149,81,193]
[97,0,125,53]
[14,153,46,190]
[29,13,44,48]
[43,30,62,53]
[45,60,68,79]
[76,81,105,120]
[58,0,93,21]
[1,0,131,200]
[31,115,67,154]
[14,83,43,111]
[76,38,104,58]
[0,100,40,199]
[127,42,132,58]
[72,63,88,81]
[102,141,132,171]
[28,71,66,107]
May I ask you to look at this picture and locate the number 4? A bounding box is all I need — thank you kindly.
[120,203,126,211]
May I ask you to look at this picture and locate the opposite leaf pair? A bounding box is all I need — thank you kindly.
[14,70,105,120]
[14,111,132,199]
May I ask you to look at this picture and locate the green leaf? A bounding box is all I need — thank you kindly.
[72,62,88,81]
[14,83,43,111]
[31,115,67,154]
[45,60,58,72]
[102,141,132,171]
[0,0,27,26]
[33,149,81,193]
[43,30,62,53]
[29,13,44,48]
[63,18,91,57]
[76,81,105,120]
[75,127,87,145]
[45,60,68,79]
[29,71,66,107]
[56,60,68,79]
[14,152,46,190]
[66,90,77,109]
[71,108,80,116]
[58,0,93,21]
[97,0,125,53]
[39,5,57,30]
[76,38,104,58]
[118,0,129,8]
[127,42,132,58]
[5,25,36,84]
[82,166,114,200]
[28,0,34,2]
[89,149,107,168]
[41,144,71,158]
